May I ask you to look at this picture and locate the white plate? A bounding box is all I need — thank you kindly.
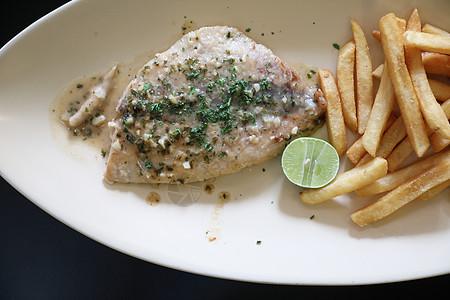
[1,0,449,285]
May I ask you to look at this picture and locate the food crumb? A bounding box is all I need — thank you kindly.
[146,192,161,206]
[209,237,217,242]
[310,214,315,220]
[256,240,262,245]
[218,191,230,200]
[204,183,215,194]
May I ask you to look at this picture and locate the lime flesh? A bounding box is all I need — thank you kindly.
[281,137,339,188]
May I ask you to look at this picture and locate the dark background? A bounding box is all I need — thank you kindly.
[1,1,448,299]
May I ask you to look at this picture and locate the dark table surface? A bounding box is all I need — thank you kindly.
[1,1,448,299]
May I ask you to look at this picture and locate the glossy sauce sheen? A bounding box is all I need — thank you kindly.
[51,27,323,183]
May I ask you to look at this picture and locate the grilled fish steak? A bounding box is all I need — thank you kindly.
[105,26,326,184]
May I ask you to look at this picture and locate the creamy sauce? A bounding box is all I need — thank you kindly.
[50,51,156,160]
[50,57,318,162]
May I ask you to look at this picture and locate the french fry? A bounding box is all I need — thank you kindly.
[351,20,374,134]
[382,119,434,172]
[404,31,450,55]
[416,180,449,201]
[405,10,450,140]
[375,116,407,158]
[430,99,450,152]
[318,69,347,157]
[362,63,395,156]
[422,52,450,77]
[375,62,450,86]
[304,10,450,227]
[387,99,450,170]
[356,115,410,168]
[386,137,414,172]
[428,79,450,101]
[380,13,430,157]
[346,114,396,164]
[351,159,450,227]
[337,40,358,133]
[356,150,450,197]
[431,131,450,152]
[301,157,388,205]
[355,153,373,167]
[372,64,383,79]
[371,18,406,43]
[346,138,367,165]
[422,23,450,36]
[375,66,450,100]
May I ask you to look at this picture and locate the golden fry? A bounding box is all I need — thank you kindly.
[362,64,395,156]
[351,159,450,227]
[376,116,407,158]
[355,153,373,167]
[301,157,388,205]
[369,64,450,100]
[387,99,450,170]
[431,132,450,152]
[428,79,450,102]
[346,114,396,164]
[416,180,449,201]
[375,53,450,79]
[356,150,450,197]
[337,40,358,133]
[405,10,450,140]
[372,18,406,43]
[422,52,450,77]
[372,64,383,79]
[346,137,366,165]
[386,138,414,172]
[422,23,450,36]
[351,20,374,134]
[430,99,450,152]
[380,13,429,157]
[318,69,347,157]
[404,31,450,55]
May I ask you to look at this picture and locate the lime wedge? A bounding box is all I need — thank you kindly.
[281,137,339,188]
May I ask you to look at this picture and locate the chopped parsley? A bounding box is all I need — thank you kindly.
[218,152,227,158]
[307,70,316,79]
[333,43,340,50]
[115,44,316,179]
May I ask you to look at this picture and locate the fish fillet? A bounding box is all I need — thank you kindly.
[104,26,326,183]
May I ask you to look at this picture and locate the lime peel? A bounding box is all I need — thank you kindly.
[281,137,339,188]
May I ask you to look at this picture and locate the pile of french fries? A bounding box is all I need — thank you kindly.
[301,9,450,227]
